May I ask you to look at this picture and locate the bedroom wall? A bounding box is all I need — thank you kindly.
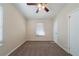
[54,4,79,53]
[27,18,54,41]
[0,4,27,55]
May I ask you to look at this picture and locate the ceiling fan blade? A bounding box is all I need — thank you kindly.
[36,8,39,13]
[27,3,37,5]
[44,7,49,12]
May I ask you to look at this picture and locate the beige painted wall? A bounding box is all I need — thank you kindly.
[0,4,27,55]
[27,18,53,41]
[54,4,79,53]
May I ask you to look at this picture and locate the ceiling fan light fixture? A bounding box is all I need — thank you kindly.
[42,5,45,9]
[26,3,49,13]
[37,4,41,8]
[38,8,41,10]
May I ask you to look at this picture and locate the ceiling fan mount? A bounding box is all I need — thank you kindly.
[27,3,49,13]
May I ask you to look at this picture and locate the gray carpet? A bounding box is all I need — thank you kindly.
[9,41,71,56]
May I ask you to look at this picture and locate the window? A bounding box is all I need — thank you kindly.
[0,6,3,46]
[35,23,45,36]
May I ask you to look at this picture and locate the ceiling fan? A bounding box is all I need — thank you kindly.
[27,3,49,13]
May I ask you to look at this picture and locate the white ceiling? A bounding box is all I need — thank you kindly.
[14,3,66,19]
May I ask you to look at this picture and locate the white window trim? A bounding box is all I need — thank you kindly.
[35,23,45,36]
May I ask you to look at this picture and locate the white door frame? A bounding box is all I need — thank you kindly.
[68,8,79,56]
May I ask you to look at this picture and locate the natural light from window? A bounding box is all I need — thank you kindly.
[36,23,45,36]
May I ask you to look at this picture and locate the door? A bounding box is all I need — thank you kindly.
[69,9,79,56]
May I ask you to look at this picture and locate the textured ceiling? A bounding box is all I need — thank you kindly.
[14,3,66,19]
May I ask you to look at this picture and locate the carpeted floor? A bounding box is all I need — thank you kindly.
[9,41,71,56]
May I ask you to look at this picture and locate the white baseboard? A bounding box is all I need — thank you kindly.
[28,39,53,41]
[6,40,27,56]
[55,41,70,54]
